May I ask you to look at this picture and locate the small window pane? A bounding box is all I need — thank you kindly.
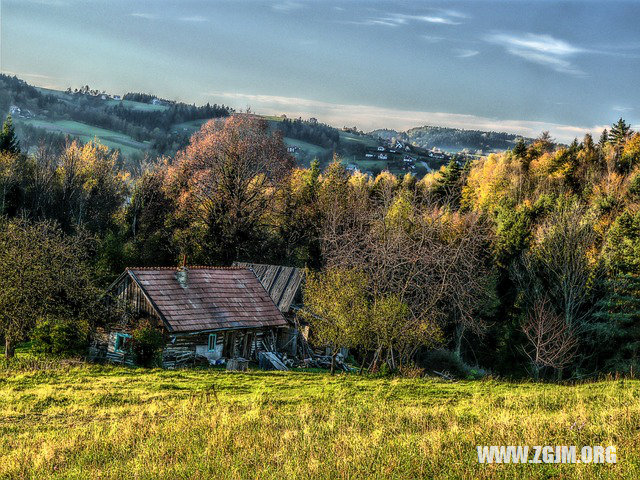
[208,334,217,352]
[115,333,130,353]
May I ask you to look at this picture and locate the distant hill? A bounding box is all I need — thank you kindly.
[370,126,534,154]
[1,74,512,177]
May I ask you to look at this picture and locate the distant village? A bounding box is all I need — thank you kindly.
[344,134,457,177]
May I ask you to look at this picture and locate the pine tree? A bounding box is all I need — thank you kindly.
[596,274,640,373]
[513,137,527,158]
[582,133,594,152]
[434,159,463,207]
[610,118,632,147]
[598,129,609,148]
[0,115,20,154]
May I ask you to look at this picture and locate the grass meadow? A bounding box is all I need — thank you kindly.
[17,118,149,157]
[1,363,638,479]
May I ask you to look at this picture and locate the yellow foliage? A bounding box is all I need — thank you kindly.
[461,153,522,212]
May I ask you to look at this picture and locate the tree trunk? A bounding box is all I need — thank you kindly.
[454,324,465,360]
[5,337,15,359]
[330,350,337,375]
[531,363,540,381]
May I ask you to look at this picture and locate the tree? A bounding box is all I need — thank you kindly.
[610,118,632,148]
[0,115,20,154]
[301,268,369,373]
[167,115,294,264]
[513,138,527,158]
[620,133,640,174]
[0,219,98,358]
[595,274,640,374]
[433,160,463,206]
[522,296,578,379]
[598,129,609,148]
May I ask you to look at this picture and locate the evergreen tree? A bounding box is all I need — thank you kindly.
[610,118,632,147]
[0,115,20,154]
[598,129,609,148]
[595,274,640,373]
[582,133,594,152]
[434,159,463,207]
[513,137,527,158]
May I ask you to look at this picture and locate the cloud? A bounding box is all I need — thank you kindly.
[1,70,67,89]
[10,0,69,5]
[130,12,159,20]
[455,49,479,58]
[485,33,586,75]
[206,91,606,142]
[272,2,303,12]
[422,35,445,43]
[180,15,208,22]
[395,14,461,25]
[353,9,465,27]
[613,106,633,113]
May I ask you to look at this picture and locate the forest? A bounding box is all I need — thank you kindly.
[373,125,536,153]
[0,111,639,380]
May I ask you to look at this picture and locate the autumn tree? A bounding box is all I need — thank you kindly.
[167,115,294,264]
[522,296,578,379]
[302,268,369,373]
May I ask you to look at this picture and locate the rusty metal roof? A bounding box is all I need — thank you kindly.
[126,267,288,332]
[233,263,305,313]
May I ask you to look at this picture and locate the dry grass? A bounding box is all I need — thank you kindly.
[0,364,638,479]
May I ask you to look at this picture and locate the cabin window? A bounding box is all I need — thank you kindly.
[208,334,217,352]
[114,333,131,353]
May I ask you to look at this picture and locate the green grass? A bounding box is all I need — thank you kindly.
[339,130,379,148]
[104,99,169,112]
[283,137,330,156]
[35,87,169,112]
[17,118,149,157]
[172,119,211,134]
[0,363,637,479]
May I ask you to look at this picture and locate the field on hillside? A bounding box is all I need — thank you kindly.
[0,364,637,479]
[16,118,149,157]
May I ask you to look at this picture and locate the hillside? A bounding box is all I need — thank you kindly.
[0,75,233,165]
[1,75,521,176]
[371,126,534,154]
[0,363,634,478]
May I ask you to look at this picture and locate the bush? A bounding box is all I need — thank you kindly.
[32,315,88,357]
[418,349,475,379]
[131,319,164,367]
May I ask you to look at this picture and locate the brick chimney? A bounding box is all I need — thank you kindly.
[176,254,188,288]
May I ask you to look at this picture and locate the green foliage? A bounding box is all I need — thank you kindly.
[0,219,99,358]
[302,268,369,364]
[0,115,20,154]
[433,159,463,206]
[603,210,640,274]
[131,320,164,367]
[32,315,88,357]
[417,348,475,379]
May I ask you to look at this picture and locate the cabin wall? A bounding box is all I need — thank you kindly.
[161,328,281,368]
[88,327,110,362]
[113,275,162,322]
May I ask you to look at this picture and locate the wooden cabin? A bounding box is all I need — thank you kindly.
[233,262,308,355]
[90,266,289,367]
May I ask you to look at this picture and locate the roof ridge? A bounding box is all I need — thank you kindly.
[127,266,247,271]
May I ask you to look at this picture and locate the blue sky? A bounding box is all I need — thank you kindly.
[1,0,639,141]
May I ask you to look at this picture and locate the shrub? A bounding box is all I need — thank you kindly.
[418,349,473,379]
[131,319,164,367]
[32,315,88,357]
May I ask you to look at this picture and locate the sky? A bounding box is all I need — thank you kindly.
[1,0,639,141]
